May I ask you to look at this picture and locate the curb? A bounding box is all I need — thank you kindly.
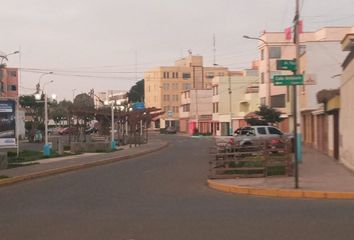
[207,179,354,200]
[0,142,169,187]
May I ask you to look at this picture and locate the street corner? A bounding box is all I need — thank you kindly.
[207,179,354,200]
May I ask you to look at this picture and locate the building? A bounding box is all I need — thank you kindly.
[94,90,128,108]
[211,73,259,136]
[179,89,213,134]
[339,33,354,170]
[144,54,232,129]
[255,27,353,133]
[0,67,18,98]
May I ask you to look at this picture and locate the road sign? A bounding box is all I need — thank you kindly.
[276,59,297,71]
[132,102,145,110]
[273,75,304,86]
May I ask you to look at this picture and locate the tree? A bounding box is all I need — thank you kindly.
[128,79,144,103]
[49,100,73,125]
[245,105,284,126]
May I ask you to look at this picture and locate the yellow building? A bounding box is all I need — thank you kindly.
[144,54,231,129]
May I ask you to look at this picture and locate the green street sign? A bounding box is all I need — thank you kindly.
[276,59,297,71]
[273,75,304,86]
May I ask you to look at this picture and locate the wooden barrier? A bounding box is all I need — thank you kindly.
[208,139,292,179]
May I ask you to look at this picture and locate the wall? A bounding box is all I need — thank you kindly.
[340,53,354,170]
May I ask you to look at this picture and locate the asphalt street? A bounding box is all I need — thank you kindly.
[1,135,354,240]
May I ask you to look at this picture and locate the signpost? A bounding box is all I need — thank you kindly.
[273,75,304,86]
[0,99,17,147]
[276,59,297,71]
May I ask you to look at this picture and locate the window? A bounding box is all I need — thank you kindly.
[206,72,214,79]
[260,72,265,84]
[213,85,219,96]
[182,104,190,112]
[269,47,281,59]
[7,85,17,91]
[261,49,264,60]
[176,72,179,79]
[268,127,283,135]
[9,71,17,77]
[271,94,286,108]
[183,83,191,90]
[213,102,219,113]
[172,72,175,78]
[183,73,191,79]
[260,97,266,105]
[257,127,267,135]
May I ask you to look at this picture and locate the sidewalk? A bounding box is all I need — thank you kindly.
[208,147,354,199]
[0,138,168,187]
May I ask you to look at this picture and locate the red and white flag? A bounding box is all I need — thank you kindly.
[285,27,292,40]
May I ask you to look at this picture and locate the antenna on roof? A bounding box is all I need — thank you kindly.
[213,33,217,66]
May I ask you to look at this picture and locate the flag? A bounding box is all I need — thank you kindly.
[285,27,292,40]
[298,20,303,33]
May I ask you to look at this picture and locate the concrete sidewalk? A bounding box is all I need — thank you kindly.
[208,147,354,199]
[0,138,168,187]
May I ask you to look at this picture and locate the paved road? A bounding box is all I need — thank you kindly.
[1,135,354,240]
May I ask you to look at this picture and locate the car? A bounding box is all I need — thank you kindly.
[165,126,177,134]
[233,125,292,149]
[59,127,76,135]
[85,127,98,135]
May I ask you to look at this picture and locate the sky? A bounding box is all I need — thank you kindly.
[1,0,354,101]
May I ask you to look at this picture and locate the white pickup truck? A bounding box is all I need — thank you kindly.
[233,125,292,147]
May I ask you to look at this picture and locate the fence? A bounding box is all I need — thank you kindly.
[208,138,293,179]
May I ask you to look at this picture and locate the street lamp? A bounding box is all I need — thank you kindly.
[0,50,20,64]
[35,80,55,156]
[243,35,272,107]
[105,100,117,150]
[36,72,53,93]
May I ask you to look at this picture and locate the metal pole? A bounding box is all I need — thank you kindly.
[293,0,300,189]
[16,98,19,157]
[266,43,272,107]
[228,74,232,135]
[111,103,115,149]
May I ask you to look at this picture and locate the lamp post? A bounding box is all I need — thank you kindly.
[105,100,117,150]
[243,35,272,107]
[36,72,53,93]
[35,80,55,156]
[0,51,20,64]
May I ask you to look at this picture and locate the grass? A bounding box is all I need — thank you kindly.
[7,150,77,165]
[0,175,9,179]
[220,154,289,176]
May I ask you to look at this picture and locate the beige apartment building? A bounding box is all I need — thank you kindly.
[144,54,231,129]
[212,72,259,136]
[254,26,353,133]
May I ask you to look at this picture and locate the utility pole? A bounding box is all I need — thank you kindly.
[228,74,232,135]
[293,0,301,189]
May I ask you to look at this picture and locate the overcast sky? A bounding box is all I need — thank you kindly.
[1,0,354,100]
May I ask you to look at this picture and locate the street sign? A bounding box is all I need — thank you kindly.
[167,110,173,118]
[276,59,297,71]
[273,75,304,86]
[132,102,145,110]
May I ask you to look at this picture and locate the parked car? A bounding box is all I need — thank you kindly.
[165,126,177,134]
[59,127,76,135]
[233,125,292,149]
